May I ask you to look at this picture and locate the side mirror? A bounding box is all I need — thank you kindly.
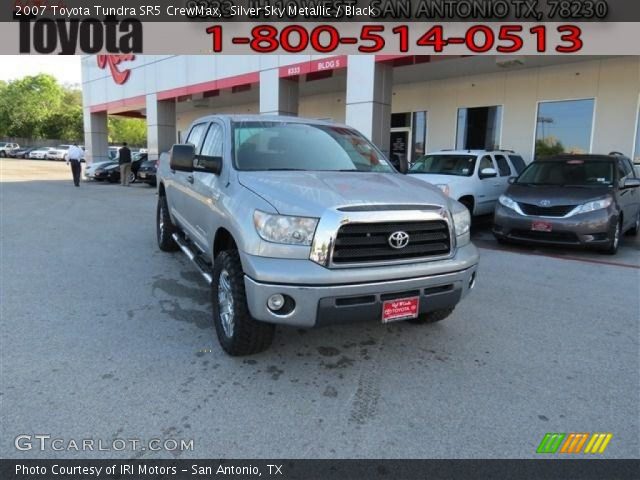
[170,144,195,172]
[479,167,498,179]
[196,155,223,175]
[508,177,517,185]
[397,155,409,174]
[623,178,640,188]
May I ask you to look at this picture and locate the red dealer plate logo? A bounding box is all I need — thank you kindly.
[382,297,419,323]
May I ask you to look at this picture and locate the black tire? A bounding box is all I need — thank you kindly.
[0,151,5,158]
[601,218,622,255]
[212,250,275,356]
[156,194,179,252]
[128,171,136,184]
[407,308,454,325]
[458,197,474,215]
[627,210,640,236]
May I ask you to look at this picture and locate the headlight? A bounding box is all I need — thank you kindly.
[451,203,471,247]
[498,194,518,211]
[436,184,450,196]
[575,197,612,214]
[253,210,319,246]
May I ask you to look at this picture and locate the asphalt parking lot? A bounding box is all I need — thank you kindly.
[1,159,639,459]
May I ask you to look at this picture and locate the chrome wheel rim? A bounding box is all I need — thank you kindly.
[129,172,135,183]
[613,222,620,249]
[158,204,165,237]
[218,270,235,338]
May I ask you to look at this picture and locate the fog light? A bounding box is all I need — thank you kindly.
[469,272,476,290]
[267,294,285,311]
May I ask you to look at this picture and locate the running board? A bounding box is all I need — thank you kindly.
[172,233,213,284]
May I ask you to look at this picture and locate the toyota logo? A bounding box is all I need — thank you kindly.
[388,231,410,249]
[539,200,552,207]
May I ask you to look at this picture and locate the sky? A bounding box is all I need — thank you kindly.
[0,56,82,86]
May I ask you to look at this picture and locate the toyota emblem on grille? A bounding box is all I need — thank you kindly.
[539,200,552,207]
[388,231,410,249]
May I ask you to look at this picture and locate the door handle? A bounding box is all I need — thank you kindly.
[187,175,194,184]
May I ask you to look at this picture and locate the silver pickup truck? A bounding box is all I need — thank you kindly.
[156,115,479,356]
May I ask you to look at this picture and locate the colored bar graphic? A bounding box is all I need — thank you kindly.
[584,433,613,454]
[537,433,566,453]
[560,433,589,454]
[538,433,613,454]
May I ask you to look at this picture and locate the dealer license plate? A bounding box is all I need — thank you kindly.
[382,297,419,323]
[531,221,553,232]
[139,172,146,178]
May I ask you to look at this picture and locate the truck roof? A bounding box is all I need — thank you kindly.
[192,114,346,128]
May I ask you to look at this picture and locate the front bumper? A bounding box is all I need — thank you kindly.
[242,243,479,327]
[493,204,615,246]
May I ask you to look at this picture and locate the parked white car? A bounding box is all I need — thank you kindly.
[28,147,56,160]
[0,142,19,157]
[407,150,528,215]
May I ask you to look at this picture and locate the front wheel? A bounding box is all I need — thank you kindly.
[627,210,640,236]
[128,172,136,184]
[212,250,275,356]
[407,308,454,325]
[156,194,179,252]
[602,219,622,255]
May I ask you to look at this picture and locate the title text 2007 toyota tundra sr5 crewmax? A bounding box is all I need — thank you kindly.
[156,115,479,356]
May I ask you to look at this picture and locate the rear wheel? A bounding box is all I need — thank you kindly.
[212,250,275,356]
[156,194,179,252]
[407,308,454,325]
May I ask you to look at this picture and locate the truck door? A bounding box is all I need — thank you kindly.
[476,155,501,214]
[617,158,637,229]
[166,122,208,234]
[181,121,227,253]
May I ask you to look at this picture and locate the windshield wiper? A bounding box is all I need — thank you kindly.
[264,168,305,171]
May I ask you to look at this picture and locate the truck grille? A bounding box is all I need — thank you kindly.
[518,203,576,217]
[332,221,450,264]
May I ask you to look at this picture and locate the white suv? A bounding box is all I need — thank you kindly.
[0,142,19,157]
[407,150,527,216]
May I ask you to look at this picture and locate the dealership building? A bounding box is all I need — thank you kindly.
[81,55,640,166]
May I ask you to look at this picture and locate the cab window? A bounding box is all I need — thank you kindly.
[186,123,208,153]
[494,154,512,177]
[478,155,495,177]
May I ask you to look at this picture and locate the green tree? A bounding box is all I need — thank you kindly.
[535,137,565,159]
[0,74,64,138]
[108,116,147,147]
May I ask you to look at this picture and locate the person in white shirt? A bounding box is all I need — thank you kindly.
[66,144,83,187]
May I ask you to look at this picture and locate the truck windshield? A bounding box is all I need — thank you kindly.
[517,160,614,186]
[233,121,394,172]
[408,154,476,177]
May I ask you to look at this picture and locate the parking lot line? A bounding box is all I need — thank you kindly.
[476,243,640,270]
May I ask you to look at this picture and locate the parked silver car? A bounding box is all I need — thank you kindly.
[156,115,479,355]
[493,153,640,254]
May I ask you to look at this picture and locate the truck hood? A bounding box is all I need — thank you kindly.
[238,171,447,217]
[408,173,471,196]
[506,184,613,206]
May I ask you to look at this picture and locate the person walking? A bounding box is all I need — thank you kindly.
[118,143,132,186]
[66,143,84,187]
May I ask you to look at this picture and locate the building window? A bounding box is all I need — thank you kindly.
[456,106,502,151]
[391,113,411,128]
[535,99,595,159]
[412,111,427,160]
[634,103,640,164]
